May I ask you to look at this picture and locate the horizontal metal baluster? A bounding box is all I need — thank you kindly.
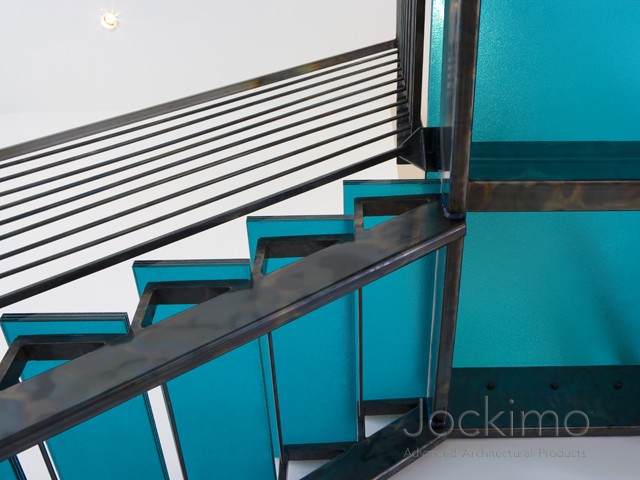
[0,131,409,307]
[0,57,399,183]
[0,122,406,278]
[0,66,401,198]
[0,88,404,234]
[0,111,406,262]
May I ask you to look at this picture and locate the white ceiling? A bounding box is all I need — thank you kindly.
[0,0,395,115]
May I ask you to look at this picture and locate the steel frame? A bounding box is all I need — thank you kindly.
[448,366,640,438]
[0,0,475,477]
[252,233,358,479]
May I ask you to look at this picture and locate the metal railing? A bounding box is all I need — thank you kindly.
[0,41,415,308]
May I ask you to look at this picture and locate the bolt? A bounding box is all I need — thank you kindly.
[550,382,559,390]
[613,381,623,390]
[486,382,495,391]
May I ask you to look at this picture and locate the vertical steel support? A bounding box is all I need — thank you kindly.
[38,443,58,480]
[396,0,427,146]
[267,333,287,480]
[161,384,189,480]
[408,0,426,132]
[433,237,465,416]
[433,0,481,418]
[396,0,411,144]
[356,288,366,441]
[439,0,481,215]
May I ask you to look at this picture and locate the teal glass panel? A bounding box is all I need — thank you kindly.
[469,142,640,181]
[472,0,640,142]
[247,216,358,444]
[429,0,640,141]
[429,1,640,182]
[168,342,276,479]
[427,245,447,402]
[1,313,127,339]
[342,180,442,212]
[246,216,353,265]
[361,253,440,401]
[132,259,250,296]
[0,313,167,480]
[0,459,20,480]
[427,0,445,128]
[0,461,12,479]
[343,180,444,400]
[131,260,276,480]
[149,305,194,325]
[455,212,640,368]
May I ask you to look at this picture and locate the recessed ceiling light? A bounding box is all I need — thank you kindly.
[100,11,119,30]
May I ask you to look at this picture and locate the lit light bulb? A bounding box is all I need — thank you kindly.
[101,11,119,30]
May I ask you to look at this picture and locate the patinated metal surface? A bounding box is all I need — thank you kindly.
[468,180,640,211]
[439,0,481,215]
[303,406,446,479]
[431,0,479,423]
[131,280,251,330]
[449,366,640,437]
[432,237,465,415]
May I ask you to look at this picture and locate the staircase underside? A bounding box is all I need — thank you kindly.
[3,0,640,478]
[0,195,465,469]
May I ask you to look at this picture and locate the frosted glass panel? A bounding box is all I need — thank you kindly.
[0,314,167,480]
[132,260,276,479]
[247,216,358,444]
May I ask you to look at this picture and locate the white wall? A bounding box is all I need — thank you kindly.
[0,0,395,141]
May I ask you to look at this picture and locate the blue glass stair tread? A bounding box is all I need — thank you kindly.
[343,181,444,400]
[132,260,276,479]
[265,260,357,444]
[429,0,640,143]
[0,460,18,479]
[246,215,353,265]
[247,216,357,444]
[470,142,640,180]
[361,257,439,400]
[0,313,167,480]
[1,313,128,340]
[456,211,640,368]
[342,180,442,214]
[151,304,195,325]
[132,259,250,296]
[262,257,300,275]
[167,342,276,480]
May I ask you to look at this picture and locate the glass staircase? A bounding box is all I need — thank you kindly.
[1,0,640,478]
